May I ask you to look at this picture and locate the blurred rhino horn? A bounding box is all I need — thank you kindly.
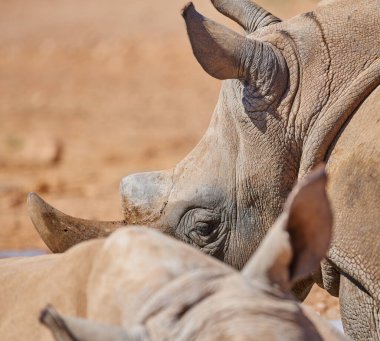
[27,193,126,253]
[211,0,281,33]
[40,305,148,341]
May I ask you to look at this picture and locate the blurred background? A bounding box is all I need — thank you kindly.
[0,0,338,318]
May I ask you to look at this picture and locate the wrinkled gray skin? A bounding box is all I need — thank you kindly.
[4,170,345,341]
[28,0,380,339]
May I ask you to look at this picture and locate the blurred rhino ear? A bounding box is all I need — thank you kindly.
[40,305,149,341]
[242,166,332,292]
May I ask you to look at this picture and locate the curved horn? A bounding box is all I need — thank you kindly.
[182,2,287,86]
[211,0,281,33]
[27,193,126,253]
[28,170,173,253]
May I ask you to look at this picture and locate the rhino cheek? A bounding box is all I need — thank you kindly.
[120,169,174,224]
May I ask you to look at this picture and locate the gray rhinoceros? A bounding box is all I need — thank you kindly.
[2,170,346,340]
[27,0,380,339]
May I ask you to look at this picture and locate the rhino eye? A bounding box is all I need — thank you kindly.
[188,223,217,247]
[186,212,221,248]
[193,222,213,237]
[176,208,222,250]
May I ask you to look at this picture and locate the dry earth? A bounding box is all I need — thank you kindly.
[0,0,339,320]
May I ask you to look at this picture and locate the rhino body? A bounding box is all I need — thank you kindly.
[27,0,380,339]
[324,84,380,339]
[1,171,346,340]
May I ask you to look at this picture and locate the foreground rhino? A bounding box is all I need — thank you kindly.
[2,170,345,340]
[28,0,380,339]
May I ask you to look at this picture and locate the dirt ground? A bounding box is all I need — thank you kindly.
[0,0,339,320]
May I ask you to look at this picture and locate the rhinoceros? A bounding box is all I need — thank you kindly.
[27,0,380,339]
[1,170,345,340]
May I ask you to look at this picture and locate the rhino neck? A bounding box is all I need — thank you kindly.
[299,59,380,178]
[278,2,380,178]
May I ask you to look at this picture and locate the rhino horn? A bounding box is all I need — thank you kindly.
[40,305,148,341]
[120,169,174,224]
[211,0,281,33]
[27,193,125,253]
[182,2,286,83]
[27,170,173,253]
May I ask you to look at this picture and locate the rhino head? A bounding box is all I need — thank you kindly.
[28,0,380,270]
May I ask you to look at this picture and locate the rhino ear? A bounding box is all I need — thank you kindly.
[181,2,287,82]
[242,166,332,292]
[40,305,149,341]
[211,0,281,33]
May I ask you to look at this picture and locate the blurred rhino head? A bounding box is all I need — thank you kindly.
[28,0,379,272]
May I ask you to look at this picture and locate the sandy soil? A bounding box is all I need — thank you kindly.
[0,0,339,319]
